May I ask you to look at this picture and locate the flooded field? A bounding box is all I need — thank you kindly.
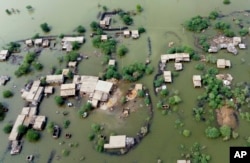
[1,0,250,163]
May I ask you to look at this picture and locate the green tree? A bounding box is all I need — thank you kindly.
[18,125,27,135]
[220,125,231,139]
[46,122,54,134]
[40,23,51,32]
[239,28,249,36]
[32,62,43,70]
[3,123,13,134]
[145,65,154,75]
[160,89,169,97]
[205,126,220,139]
[90,21,99,31]
[117,45,128,57]
[223,0,231,5]
[3,90,13,98]
[63,120,70,129]
[91,123,101,133]
[55,96,64,105]
[76,25,86,33]
[144,97,151,105]
[122,15,133,25]
[64,51,79,62]
[182,129,191,137]
[209,11,219,20]
[72,41,81,50]
[184,15,210,32]
[26,129,40,142]
[137,90,145,98]
[138,27,146,34]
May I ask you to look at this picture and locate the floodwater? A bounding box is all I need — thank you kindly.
[1,0,250,163]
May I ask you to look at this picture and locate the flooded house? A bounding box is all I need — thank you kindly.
[68,61,77,68]
[177,160,191,163]
[131,30,139,39]
[34,38,43,46]
[192,75,202,88]
[174,63,183,71]
[46,74,64,84]
[0,75,10,85]
[104,135,126,149]
[217,59,231,68]
[123,30,130,37]
[79,75,99,94]
[42,39,50,47]
[21,106,38,127]
[101,35,108,41]
[0,50,10,61]
[33,116,46,130]
[62,68,70,76]
[21,80,44,105]
[108,59,116,66]
[61,36,85,52]
[100,17,111,28]
[25,39,33,47]
[60,83,76,97]
[216,73,233,86]
[161,53,190,63]
[9,115,26,141]
[44,86,54,95]
[163,71,172,83]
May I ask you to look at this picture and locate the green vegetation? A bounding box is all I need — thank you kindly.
[239,28,249,36]
[117,45,128,57]
[62,149,70,156]
[120,96,127,105]
[78,102,93,117]
[55,96,64,106]
[46,122,54,134]
[64,51,79,62]
[76,25,86,33]
[5,9,12,15]
[145,65,154,75]
[144,96,151,105]
[223,0,231,5]
[214,21,235,37]
[103,66,120,80]
[102,6,108,11]
[138,27,146,34]
[63,120,70,129]
[3,123,13,134]
[92,36,116,55]
[88,133,95,141]
[209,11,219,20]
[91,123,101,133]
[32,33,40,39]
[18,125,27,135]
[32,62,43,70]
[168,95,182,105]
[40,23,51,32]
[72,41,81,50]
[222,29,235,37]
[26,5,33,11]
[195,63,205,71]
[154,76,165,87]
[184,15,210,32]
[118,11,133,25]
[167,45,200,60]
[122,62,150,82]
[205,127,220,139]
[182,129,191,137]
[136,4,143,13]
[160,89,169,97]
[90,21,100,31]
[26,129,40,142]
[198,36,210,52]
[6,42,21,53]
[55,69,62,75]
[3,90,13,98]
[137,89,145,98]
[220,125,231,140]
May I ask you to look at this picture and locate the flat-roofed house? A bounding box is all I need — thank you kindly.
[25,39,33,46]
[33,116,46,130]
[100,20,106,28]
[0,50,10,61]
[217,59,231,68]
[21,80,44,105]
[44,86,53,95]
[42,39,50,47]
[175,63,183,71]
[123,30,130,37]
[79,76,99,95]
[21,106,37,127]
[9,115,26,141]
[233,37,241,46]
[192,75,202,88]
[62,36,84,52]
[104,135,126,149]
[68,61,77,68]
[108,59,115,66]
[101,35,108,41]
[34,38,43,46]
[60,83,76,97]
[62,69,70,76]
[131,30,139,39]
[177,160,191,163]
[46,75,64,84]
[163,71,172,83]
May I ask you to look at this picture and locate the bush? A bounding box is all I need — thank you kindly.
[40,23,51,32]
[209,11,219,20]
[205,126,220,139]
[55,96,64,106]
[91,123,101,133]
[122,62,147,82]
[220,125,231,139]
[3,123,13,134]
[239,28,249,36]
[88,133,95,141]
[90,21,100,31]
[6,42,20,53]
[3,90,13,98]
[223,0,231,5]
[223,29,235,37]
[137,90,145,98]
[32,62,43,70]
[5,9,11,15]
[138,27,146,34]
[64,51,79,62]
[46,122,54,134]
[26,129,40,142]
[184,15,210,32]
[182,129,191,137]
[63,120,70,129]
[26,5,33,10]
[121,15,133,25]
[117,45,128,57]
[18,125,27,135]
[198,36,210,52]
[145,65,154,75]
[195,63,205,71]
[136,4,143,13]
[62,149,70,157]
[76,25,86,33]
[169,95,182,105]
[160,89,169,97]
[144,97,151,105]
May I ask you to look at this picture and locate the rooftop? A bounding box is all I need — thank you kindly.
[104,135,126,149]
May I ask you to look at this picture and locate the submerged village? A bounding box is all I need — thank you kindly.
[1,1,250,163]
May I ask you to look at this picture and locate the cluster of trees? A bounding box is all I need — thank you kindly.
[184,15,210,32]
[118,11,133,25]
[40,22,51,32]
[195,63,205,71]
[6,42,20,53]
[90,21,103,34]
[15,52,43,77]
[239,28,249,36]
[92,36,116,55]
[64,51,79,62]
[103,65,120,80]
[88,123,105,152]
[189,142,211,163]
[117,45,128,57]
[154,76,165,87]
[121,62,153,82]
[214,21,235,37]
[76,25,86,33]
[3,123,13,133]
[167,45,200,60]
[208,11,219,20]
[54,96,64,106]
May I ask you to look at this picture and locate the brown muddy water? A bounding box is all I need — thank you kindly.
[1,0,250,163]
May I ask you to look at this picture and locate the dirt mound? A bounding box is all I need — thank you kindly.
[216,106,238,129]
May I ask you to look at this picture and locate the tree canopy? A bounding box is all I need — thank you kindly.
[184,15,210,32]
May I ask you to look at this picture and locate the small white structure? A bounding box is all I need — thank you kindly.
[104,135,126,149]
[177,160,191,163]
[34,38,43,46]
[108,59,116,66]
[33,116,46,130]
[174,63,183,71]
[44,86,53,95]
[163,71,172,83]
[100,17,111,28]
[79,76,99,94]
[68,61,77,68]
[25,39,33,46]
[0,50,10,61]
[239,43,246,49]
[101,35,108,41]
[233,37,241,46]
[62,36,84,52]
[42,39,50,47]
[62,69,70,76]
[192,75,202,88]
[123,30,130,37]
[135,83,143,91]
[131,30,139,39]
